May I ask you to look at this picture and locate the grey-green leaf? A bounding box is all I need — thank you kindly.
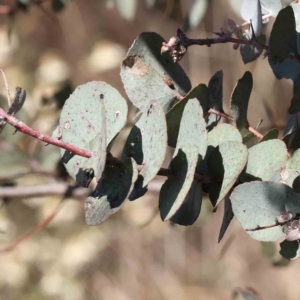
[166,84,209,148]
[287,148,300,172]
[120,32,191,113]
[175,98,207,159]
[242,139,288,181]
[159,145,198,221]
[208,141,248,207]
[260,0,282,17]
[58,81,128,186]
[85,156,138,226]
[123,100,167,189]
[207,123,242,150]
[231,181,300,241]
[270,167,299,188]
[241,0,262,36]
[231,71,253,130]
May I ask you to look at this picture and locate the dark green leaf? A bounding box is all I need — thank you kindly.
[170,180,202,226]
[269,6,297,63]
[259,128,279,142]
[280,239,300,260]
[207,141,248,207]
[159,146,198,221]
[207,70,223,130]
[218,195,234,243]
[282,114,298,140]
[231,71,253,130]
[240,34,266,64]
[85,156,138,226]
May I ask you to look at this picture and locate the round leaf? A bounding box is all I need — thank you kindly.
[231,181,300,241]
[58,81,128,186]
[120,32,191,113]
[242,139,288,181]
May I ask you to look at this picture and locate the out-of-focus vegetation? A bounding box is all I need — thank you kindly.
[0,1,298,299]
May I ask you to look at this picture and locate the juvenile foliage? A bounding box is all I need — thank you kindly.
[4,1,300,261]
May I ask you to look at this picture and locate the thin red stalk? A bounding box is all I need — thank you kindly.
[247,126,264,139]
[209,108,264,139]
[0,108,93,158]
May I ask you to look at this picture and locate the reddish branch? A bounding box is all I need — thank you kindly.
[0,108,93,158]
[162,29,300,63]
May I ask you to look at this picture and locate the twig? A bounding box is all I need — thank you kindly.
[0,108,93,158]
[247,125,264,139]
[162,29,300,63]
[0,69,11,107]
[0,181,91,199]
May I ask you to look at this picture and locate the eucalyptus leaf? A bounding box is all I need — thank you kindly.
[85,156,138,225]
[231,71,253,130]
[123,100,167,194]
[208,141,248,207]
[166,84,209,148]
[121,32,191,113]
[231,181,300,241]
[269,6,297,64]
[242,140,288,181]
[57,81,128,187]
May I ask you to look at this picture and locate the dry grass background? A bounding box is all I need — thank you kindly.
[0,1,298,299]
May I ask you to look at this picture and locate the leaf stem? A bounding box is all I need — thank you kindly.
[208,108,264,139]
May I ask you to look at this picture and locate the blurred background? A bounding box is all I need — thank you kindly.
[0,0,297,299]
